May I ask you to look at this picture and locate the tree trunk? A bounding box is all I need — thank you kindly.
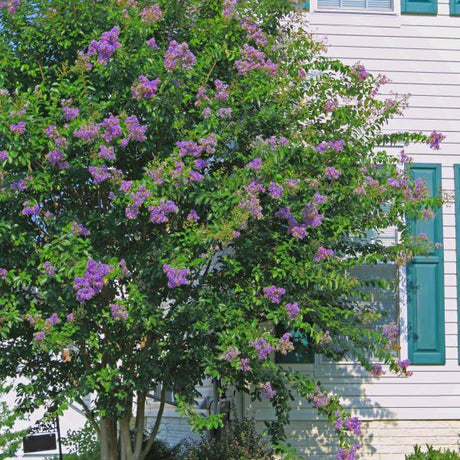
[100,416,119,460]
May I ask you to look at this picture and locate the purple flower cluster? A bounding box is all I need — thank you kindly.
[263,285,286,304]
[110,303,128,320]
[268,182,283,199]
[315,140,344,153]
[262,136,289,150]
[164,40,196,71]
[140,4,162,23]
[22,201,40,216]
[74,121,100,143]
[308,387,331,408]
[89,166,111,184]
[258,381,276,399]
[382,322,399,342]
[277,333,294,355]
[241,18,267,47]
[10,178,27,191]
[285,302,299,320]
[335,414,361,436]
[370,363,385,377]
[99,144,115,160]
[146,37,158,50]
[163,264,190,288]
[100,115,122,143]
[352,64,369,81]
[235,44,278,77]
[428,130,445,150]
[34,331,45,342]
[214,79,229,101]
[221,346,240,362]
[324,99,338,112]
[336,444,361,460]
[67,313,75,322]
[313,192,328,205]
[247,157,262,170]
[0,0,21,15]
[302,204,324,227]
[131,75,161,99]
[324,166,341,180]
[239,358,251,372]
[195,86,210,107]
[314,246,334,263]
[249,337,274,359]
[73,259,113,302]
[0,268,7,280]
[85,26,122,66]
[187,209,199,222]
[216,107,232,119]
[61,100,80,121]
[0,150,8,160]
[45,313,60,327]
[148,200,178,224]
[43,261,56,276]
[9,121,26,135]
[125,115,147,142]
[72,221,91,236]
[222,0,238,18]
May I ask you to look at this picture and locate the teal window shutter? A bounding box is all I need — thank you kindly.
[275,330,314,364]
[407,164,445,365]
[402,0,437,14]
[450,0,460,14]
[454,165,460,363]
[296,1,310,9]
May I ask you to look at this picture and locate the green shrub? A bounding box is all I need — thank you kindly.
[176,419,273,460]
[406,445,460,459]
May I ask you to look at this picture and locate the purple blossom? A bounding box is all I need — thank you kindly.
[62,103,80,121]
[187,209,199,222]
[188,170,204,181]
[268,182,283,199]
[22,201,40,216]
[164,40,196,71]
[194,159,209,170]
[9,121,26,135]
[335,413,361,436]
[47,148,65,165]
[73,121,100,143]
[352,64,369,81]
[45,313,60,327]
[177,140,202,157]
[0,151,8,160]
[303,204,323,227]
[216,107,232,118]
[263,285,286,304]
[33,331,45,342]
[149,200,178,224]
[308,387,331,408]
[98,144,115,160]
[66,313,75,322]
[314,246,334,263]
[72,221,91,236]
[336,444,361,460]
[247,157,262,170]
[0,268,7,280]
[86,26,122,66]
[73,259,114,302]
[110,303,128,320]
[125,204,139,220]
[249,337,274,359]
[382,322,399,342]
[291,225,307,240]
[222,0,238,18]
[202,106,211,118]
[43,261,56,276]
[10,178,27,191]
[140,4,162,23]
[195,86,210,106]
[131,75,161,99]
[89,165,111,184]
[146,37,158,50]
[200,134,217,154]
[324,167,341,180]
[163,264,190,288]
[428,130,445,150]
[233,230,241,239]
[125,115,147,142]
[313,192,328,205]
[221,346,240,362]
[101,115,122,142]
[315,142,328,153]
[277,333,294,355]
[398,358,410,368]
[131,184,151,206]
[285,302,300,320]
[324,99,338,111]
[214,79,229,101]
[262,136,288,149]
[370,364,385,377]
[241,18,267,47]
[120,180,133,192]
[258,381,276,399]
[239,358,251,372]
[238,195,263,219]
[235,44,278,77]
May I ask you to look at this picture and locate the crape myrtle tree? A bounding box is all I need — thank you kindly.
[0,0,444,459]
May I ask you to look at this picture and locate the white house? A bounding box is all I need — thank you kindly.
[151,3,460,459]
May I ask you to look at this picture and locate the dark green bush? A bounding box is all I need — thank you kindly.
[406,445,460,459]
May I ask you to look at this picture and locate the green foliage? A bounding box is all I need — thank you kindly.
[0,0,443,458]
[175,419,274,460]
[62,421,100,460]
[406,445,460,459]
[0,401,28,460]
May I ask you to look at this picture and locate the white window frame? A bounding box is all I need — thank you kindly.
[310,0,400,14]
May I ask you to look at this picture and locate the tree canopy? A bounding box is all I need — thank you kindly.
[0,1,443,459]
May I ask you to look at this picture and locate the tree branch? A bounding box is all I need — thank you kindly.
[133,391,147,457]
[140,388,166,460]
[76,396,100,437]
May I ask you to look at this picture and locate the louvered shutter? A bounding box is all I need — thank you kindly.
[450,0,460,15]
[407,164,445,365]
[402,0,437,14]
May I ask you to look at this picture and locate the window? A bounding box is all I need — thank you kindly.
[406,163,445,365]
[317,0,393,10]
